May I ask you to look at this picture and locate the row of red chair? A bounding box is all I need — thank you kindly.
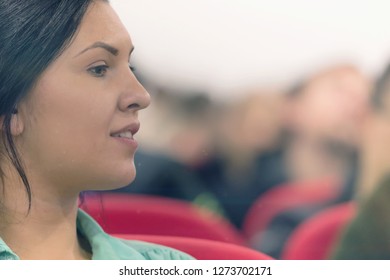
[81,193,246,244]
[80,193,270,259]
[80,178,354,260]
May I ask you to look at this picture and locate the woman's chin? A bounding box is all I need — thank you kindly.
[88,171,136,192]
[110,174,136,190]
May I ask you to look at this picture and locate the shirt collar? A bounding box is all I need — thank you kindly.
[0,237,19,260]
[76,209,146,259]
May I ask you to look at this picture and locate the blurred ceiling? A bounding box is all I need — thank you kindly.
[111,0,390,100]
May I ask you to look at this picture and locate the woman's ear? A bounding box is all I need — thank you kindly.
[0,109,25,136]
[11,109,24,136]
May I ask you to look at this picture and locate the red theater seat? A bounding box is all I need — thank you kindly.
[114,234,273,260]
[281,202,356,260]
[81,193,246,245]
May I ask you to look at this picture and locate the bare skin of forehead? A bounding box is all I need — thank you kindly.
[66,0,132,58]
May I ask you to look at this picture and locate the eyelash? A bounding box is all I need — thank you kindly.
[87,65,109,77]
[87,63,136,78]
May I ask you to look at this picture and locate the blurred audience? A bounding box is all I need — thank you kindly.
[249,63,372,258]
[104,60,388,260]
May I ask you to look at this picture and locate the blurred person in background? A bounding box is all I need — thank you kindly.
[250,63,372,258]
[332,62,390,259]
[283,63,370,184]
[196,90,289,228]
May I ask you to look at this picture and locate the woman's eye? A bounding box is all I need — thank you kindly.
[87,65,109,77]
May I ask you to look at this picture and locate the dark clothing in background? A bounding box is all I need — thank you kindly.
[332,176,390,259]
[196,147,289,229]
[254,154,358,259]
[108,150,221,213]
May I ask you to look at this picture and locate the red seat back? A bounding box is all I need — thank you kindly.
[242,179,339,242]
[281,202,356,260]
[81,193,246,245]
[115,234,273,260]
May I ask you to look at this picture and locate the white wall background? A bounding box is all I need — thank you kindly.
[111,0,390,100]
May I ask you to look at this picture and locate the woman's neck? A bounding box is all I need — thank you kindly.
[0,173,91,259]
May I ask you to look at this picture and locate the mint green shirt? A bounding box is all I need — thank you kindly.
[0,210,195,260]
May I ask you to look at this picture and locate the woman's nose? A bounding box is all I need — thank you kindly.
[118,70,151,112]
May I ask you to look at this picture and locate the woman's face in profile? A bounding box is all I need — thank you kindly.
[16,1,150,192]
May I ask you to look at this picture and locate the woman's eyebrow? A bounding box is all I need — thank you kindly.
[74,41,135,58]
[75,41,119,57]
